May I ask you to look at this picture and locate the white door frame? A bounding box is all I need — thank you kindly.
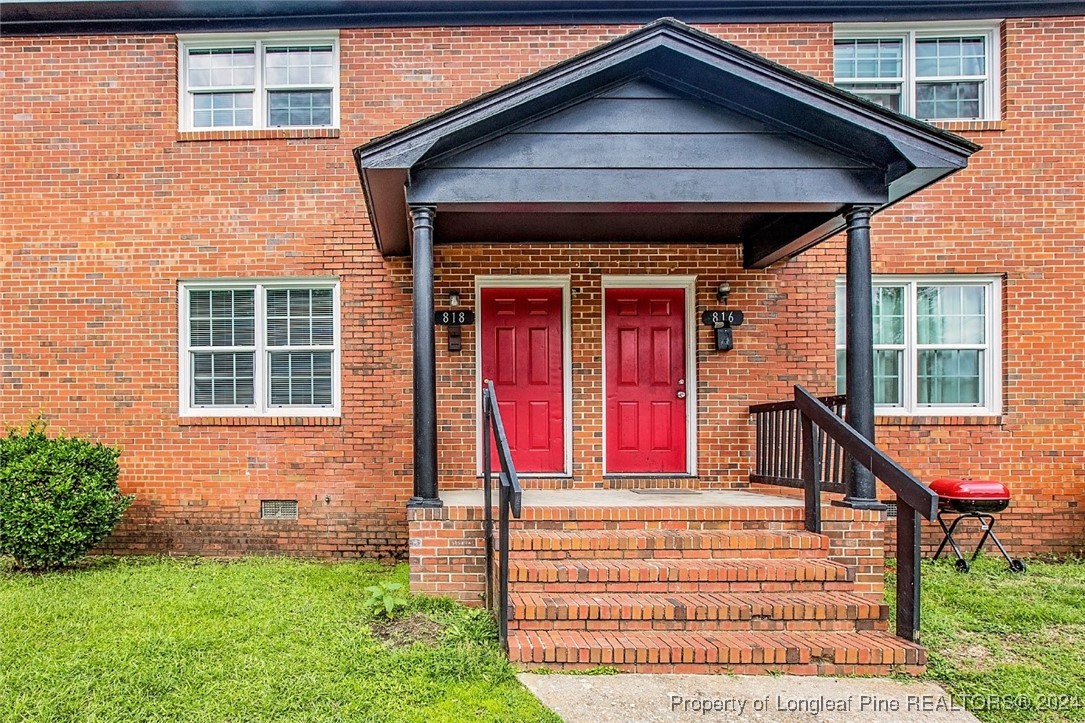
[601,275,698,476]
[475,275,573,478]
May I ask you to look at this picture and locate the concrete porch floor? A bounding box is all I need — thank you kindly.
[440,488,803,508]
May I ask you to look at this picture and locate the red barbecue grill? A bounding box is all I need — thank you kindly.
[929,478,1026,573]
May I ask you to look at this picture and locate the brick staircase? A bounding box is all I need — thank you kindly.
[495,501,925,675]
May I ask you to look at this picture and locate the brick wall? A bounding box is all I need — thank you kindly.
[861,17,1085,558]
[1,19,1082,558]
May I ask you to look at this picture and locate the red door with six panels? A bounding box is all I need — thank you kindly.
[480,287,565,473]
[605,287,687,473]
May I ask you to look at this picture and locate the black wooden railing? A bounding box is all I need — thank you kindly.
[750,386,939,642]
[481,380,523,652]
[750,393,848,497]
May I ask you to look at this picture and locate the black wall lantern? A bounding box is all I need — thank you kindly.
[702,282,743,352]
[434,291,474,352]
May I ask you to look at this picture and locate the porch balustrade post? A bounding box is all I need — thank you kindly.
[408,205,442,508]
[841,205,884,509]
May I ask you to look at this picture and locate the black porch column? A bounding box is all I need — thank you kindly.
[408,206,442,508]
[841,206,884,509]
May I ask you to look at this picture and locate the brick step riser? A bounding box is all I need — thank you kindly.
[510,619,889,632]
[503,521,809,532]
[501,532,828,555]
[508,603,887,623]
[509,642,925,670]
[509,548,828,560]
[512,661,926,676]
[506,561,854,585]
[506,581,859,593]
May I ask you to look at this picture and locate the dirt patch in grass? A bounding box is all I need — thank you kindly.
[937,630,1031,672]
[944,643,996,671]
[1004,624,1085,655]
[371,613,444,648]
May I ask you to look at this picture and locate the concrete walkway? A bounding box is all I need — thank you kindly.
[520,673,979,722]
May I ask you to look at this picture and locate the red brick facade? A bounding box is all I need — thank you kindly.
[1,18,1082,558]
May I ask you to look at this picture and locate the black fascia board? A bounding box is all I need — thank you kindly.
[4,1,1083,36]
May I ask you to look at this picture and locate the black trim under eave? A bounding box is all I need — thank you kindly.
[5,0,1082,36]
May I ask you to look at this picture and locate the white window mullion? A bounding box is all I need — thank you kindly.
[255,283,267,414]
[904,280,917,412]
[985,281,998,410]
[333,282,341,412]
[904,31,916,117]
[253,40,264,132]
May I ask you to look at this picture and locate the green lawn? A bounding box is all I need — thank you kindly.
[6,554,1082,722]
[0,557,558,723]
[889,557,1085,723]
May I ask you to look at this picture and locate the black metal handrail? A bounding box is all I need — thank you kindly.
[750,394,848,494]
[481,380,523,652]
[791,384,938,642]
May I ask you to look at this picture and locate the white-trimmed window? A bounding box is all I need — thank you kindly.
[178,32,339,131]
[834,23,1000,121]
[836,276,1001,416]
[180,280,340,417]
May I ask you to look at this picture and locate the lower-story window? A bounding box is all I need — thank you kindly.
[836,276,1001,416]
[180,279,340,416]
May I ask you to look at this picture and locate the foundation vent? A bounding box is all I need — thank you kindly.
[883,500,898,519]
[261,499,299,520]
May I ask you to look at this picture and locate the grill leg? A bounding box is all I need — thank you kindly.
[971,513,995,561]
[933,513,952,560]
[933,512,972,572]
[975,513,1027,572]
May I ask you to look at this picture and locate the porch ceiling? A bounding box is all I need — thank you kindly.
[353,18,979,268]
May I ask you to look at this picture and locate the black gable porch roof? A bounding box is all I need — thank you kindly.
[353,18,978,268]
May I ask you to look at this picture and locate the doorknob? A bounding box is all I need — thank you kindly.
[676,391,686,399]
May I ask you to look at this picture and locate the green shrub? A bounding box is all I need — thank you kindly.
[0,419,133,570]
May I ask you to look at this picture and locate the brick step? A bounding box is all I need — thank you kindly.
[489,503,808,530]
[501,519,809,532]
[508,558,854,590]
[508,591,887,631]
[508,629,926,676]
[501,529,829,559]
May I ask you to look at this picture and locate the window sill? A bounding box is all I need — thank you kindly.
[179,416,341,427]
[928,120,1005,133]
[177,128,340,142]
[876,415,1002,427]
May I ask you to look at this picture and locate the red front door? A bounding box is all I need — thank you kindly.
[480,287,565,473]
[605,287,687,474]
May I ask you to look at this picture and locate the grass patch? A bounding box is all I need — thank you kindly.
[888,556,1085,722]
[0,556,559,722]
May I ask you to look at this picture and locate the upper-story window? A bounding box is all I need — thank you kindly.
[834,23,1000,121]
[178,32,339,131]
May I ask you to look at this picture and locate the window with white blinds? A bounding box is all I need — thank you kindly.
[178,32,339,131]
[833,23,1000,122]
[180,280,340,416]
[835,276,1001,416]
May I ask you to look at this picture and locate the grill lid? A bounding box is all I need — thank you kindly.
[930,478,1010,501]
